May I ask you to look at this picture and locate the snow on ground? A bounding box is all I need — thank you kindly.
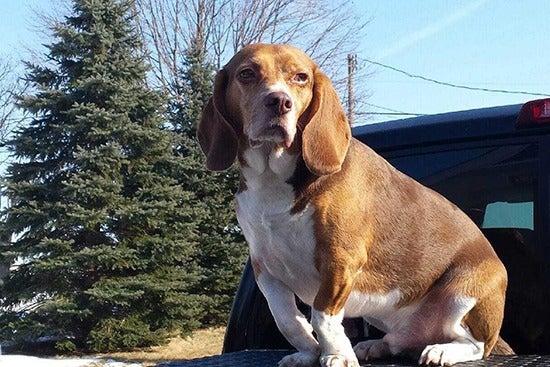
[0,355,144,367]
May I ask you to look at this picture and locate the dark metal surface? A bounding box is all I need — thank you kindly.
[158,350,289,367]
[159,351,550,367]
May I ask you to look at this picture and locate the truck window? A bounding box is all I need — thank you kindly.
[483,201,534,230]
[390,144,550,354]
[391,144,536,237]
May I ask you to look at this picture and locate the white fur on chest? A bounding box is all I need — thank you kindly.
[236,147,320,304]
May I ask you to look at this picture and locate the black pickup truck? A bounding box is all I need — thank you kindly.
[163,99,550,367]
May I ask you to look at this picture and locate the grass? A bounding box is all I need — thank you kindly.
[98,327,225,366]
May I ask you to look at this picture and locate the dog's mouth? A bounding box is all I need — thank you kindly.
[248,123,294,149]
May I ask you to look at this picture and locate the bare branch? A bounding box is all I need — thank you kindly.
[0,58,29,148]
[135,0,370,110]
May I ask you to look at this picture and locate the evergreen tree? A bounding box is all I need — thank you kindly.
[170,33,247,326]
[0,0,205,352]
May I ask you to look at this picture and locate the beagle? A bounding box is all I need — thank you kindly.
[197,44,510,367]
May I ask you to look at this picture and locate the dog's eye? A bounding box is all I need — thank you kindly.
[292,73,309,84]
[238,68,256,81]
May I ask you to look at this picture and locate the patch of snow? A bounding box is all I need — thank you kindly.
[0,355,144,367]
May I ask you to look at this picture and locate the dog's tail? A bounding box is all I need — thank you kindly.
[491,336,515,355]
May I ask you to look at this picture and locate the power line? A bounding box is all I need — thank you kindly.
[363,58,550,97]
[358,112,423,116]
[359,102,426,117]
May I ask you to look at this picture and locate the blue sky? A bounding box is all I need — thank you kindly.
[1,0,549,125]
[352,0,550,123]
[0,1,51,60]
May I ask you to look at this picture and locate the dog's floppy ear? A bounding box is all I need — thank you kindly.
[197,69,239,171]
[302,69,351,176]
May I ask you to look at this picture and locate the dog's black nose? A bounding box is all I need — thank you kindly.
[264,92,292,115]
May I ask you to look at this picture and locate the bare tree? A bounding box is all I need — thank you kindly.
[0,59,28,149]
[135,0,369,104]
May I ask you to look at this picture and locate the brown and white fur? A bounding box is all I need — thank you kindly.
[197,44,510,367]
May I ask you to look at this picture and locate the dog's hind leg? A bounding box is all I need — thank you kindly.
[418,262,507,365]
[463,285,508,357]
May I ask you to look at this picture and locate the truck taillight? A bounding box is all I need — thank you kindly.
[516,98,550,128]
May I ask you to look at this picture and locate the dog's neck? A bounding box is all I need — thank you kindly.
[240,143,299,183]
[237,141,320,217]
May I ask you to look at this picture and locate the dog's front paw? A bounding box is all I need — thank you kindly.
[278,351,319,367]
[319,354,360,367]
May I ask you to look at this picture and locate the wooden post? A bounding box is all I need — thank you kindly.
[347,53,357,125]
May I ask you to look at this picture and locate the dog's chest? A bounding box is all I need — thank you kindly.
[236,148,320,303]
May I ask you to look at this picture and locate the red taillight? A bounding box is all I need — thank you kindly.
[516,98,550,128]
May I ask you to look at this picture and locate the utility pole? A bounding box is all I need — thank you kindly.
[347,53,357,125]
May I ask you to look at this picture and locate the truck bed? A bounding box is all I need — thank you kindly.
[159,350,550,367]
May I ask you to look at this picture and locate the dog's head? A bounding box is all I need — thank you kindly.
[197,43,351,176]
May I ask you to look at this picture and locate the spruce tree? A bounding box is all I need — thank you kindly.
[170,35,247,326]
[0,0,204,352]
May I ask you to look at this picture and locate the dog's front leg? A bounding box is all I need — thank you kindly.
[311,265,360,367]
[256,271,320,367]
